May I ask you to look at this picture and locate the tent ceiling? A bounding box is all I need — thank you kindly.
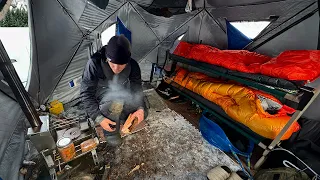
[247,1,318,50]
[207,0,315,21]
[130,0,153,7]
[205,0,289,8]
[144,0,189,8]
[78,0,124,31]
[255,12,319,56]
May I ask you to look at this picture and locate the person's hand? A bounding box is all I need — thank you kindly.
[100,118,116,132]
[121,110,144,133]
[132,109,144,124]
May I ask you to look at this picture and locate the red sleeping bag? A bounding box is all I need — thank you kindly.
[174,42,271,73]
[173,41,194,57]
[260,50,320,81]
[173,41,320,82]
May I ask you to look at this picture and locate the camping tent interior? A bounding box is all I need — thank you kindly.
[0,0,320,179]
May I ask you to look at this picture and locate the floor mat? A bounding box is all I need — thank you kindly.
[102,89,240,179]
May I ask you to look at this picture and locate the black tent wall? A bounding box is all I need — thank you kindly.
[0,91,26,180]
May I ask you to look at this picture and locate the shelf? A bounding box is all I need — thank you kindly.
[168,81,266,147]
[168,53,315,109]
[166,51,320,169]
[53,144,96,166]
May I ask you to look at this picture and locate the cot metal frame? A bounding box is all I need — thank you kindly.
[166,51,320,169]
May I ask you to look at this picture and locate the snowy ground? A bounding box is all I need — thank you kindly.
[99,89,240,179]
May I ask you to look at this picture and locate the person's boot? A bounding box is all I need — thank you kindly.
[227,172,243,180]
[207,166,231,180]
[105,133,122,147]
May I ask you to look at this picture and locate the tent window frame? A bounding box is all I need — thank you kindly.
[229,20,273,40]
[177,34,185,41]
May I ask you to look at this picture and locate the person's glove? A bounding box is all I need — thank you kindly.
[132,109,144,124]
[100,117,116,132]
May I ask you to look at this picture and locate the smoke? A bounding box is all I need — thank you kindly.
[100,75,143,111]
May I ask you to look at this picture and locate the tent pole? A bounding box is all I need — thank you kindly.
[254,86,320,169]
[0,40,42,128]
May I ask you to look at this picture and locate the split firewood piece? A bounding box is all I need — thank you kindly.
[128,163,145,176]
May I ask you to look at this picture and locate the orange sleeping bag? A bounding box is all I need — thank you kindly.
[172,68,300,140]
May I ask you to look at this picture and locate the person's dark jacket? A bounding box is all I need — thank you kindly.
[80,48,144,123]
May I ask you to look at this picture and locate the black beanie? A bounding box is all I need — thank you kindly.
[105,35,131,65]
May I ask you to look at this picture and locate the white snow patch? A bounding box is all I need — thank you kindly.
[0,27,30,86]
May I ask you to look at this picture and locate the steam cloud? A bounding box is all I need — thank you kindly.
[99,75,142,113]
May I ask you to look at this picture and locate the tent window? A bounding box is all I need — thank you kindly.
[101,24,116,46]
[0,27,30,87]
[178,34,185,40]
[170,33,186,53]
[230,21,271,39]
